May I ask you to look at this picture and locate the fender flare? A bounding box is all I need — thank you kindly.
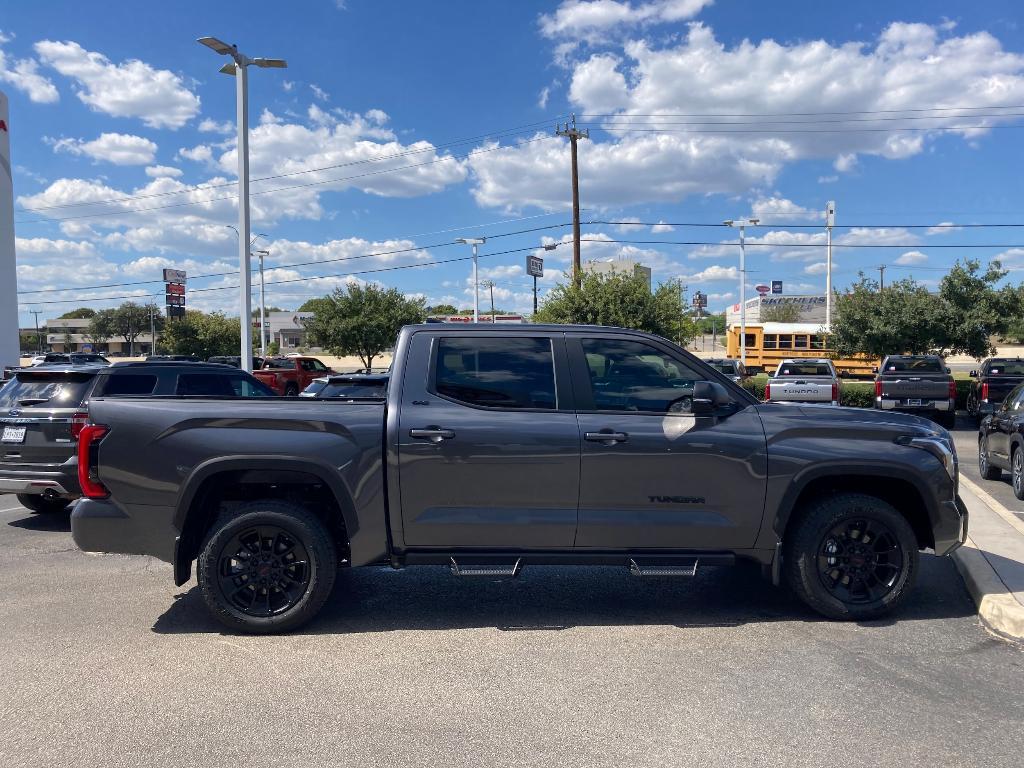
[172,455,359,585]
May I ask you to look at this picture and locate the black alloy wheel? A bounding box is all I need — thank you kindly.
[1013,449,1024,500]
[216,525,311,618]
[817,518,904,605]
[979,436,1002,480]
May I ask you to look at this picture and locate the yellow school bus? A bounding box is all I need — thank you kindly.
[725,323,876,377]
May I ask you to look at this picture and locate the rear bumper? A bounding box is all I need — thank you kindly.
[0,460,79,499]
[71,498,177,562]
[876,398,954,412]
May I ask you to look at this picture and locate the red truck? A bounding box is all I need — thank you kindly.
[252,356,334,396]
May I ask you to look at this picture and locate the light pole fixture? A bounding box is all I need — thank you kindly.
[456,237,486,323]
[825,200,836,328]
[199,36,286,372]
[724,218,759,365]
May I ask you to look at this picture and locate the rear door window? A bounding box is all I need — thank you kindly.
[433,337,557,410]
[98,374,158,396]
[176,373,237,397]
[989,361,1024,376]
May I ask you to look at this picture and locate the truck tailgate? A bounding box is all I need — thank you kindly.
[879,377,949,399]
[768,379,835,402]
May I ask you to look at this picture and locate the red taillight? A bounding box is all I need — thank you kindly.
[764,382,771,400]
[874,380,883,398]
[70,411,88,440]
[949,380,957,400]
[831,382,838,402]
[77,424,110,499]
[981,382,989,402]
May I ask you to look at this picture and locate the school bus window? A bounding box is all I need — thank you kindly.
[744,333,756,348]
[778,334,793,349]
[762,334,777,349]
[810,334,826,350]
[794,334,809,349]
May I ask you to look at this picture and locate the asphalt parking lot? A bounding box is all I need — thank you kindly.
[1,497,1023,768]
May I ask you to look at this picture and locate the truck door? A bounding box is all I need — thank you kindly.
[568,334,767,550]
[396,331,580,548]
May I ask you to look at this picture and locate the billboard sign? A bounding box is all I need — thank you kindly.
[771,280,783,295]
[691,291,708,308]
[162,268,187,284]
[527,255,544,278]
[165,282,185,296]
[755,284,770,295]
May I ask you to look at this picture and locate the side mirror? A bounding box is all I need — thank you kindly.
[692,380,731,416]
[946,367,952,374]
[969,370,978,378]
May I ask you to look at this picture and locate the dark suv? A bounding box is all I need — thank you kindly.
[0,362,276,514]
[705,358,749,383]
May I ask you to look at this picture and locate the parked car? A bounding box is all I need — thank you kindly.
[253,356,334,396]
[300,373,390,399]
[766,358,839,405]
[874,355,956,429]
[977,381,1024,499]
[0,365,105,513]
[32,353,110,366]
[966,358,1024,426]
[71,324,966,633]
[704,358,748,384]
[145,354,202,363]
[207,356,265,370]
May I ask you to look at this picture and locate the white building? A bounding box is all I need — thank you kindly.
[44,316,157,355]
[253,311,315,353]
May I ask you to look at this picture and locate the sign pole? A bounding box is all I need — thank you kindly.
[0,90,19,369]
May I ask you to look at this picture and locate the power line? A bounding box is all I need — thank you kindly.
[591,220,1024,229]
[575,123,1024,135]
[587,112,1024,127]
[580,103,1024,118]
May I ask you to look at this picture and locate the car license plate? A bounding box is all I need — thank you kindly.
[907,399,922,406]
[1,426,26,443]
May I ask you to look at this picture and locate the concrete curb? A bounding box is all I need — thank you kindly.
[952,476,1024,642]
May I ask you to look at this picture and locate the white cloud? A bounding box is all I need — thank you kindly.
[145,165,183,178]
[539,1,714,41]
[751,196,823,223]
[49,132,157,165]
[686,264,738,282]
[614,217,645,232]
[538,86,551,109]
[282,80,295,92]
[651,221,674,233]
[310,84,329,101]
[198,118,233,134]
[803,261,831,275]
[817,175,838,184]
[34,40,199,128]
[834,153,858,173]
[894,250,928,265]
[568,54,629,112]
[926,221,962,235]
[0,32,59,103]
[177,144,214,164]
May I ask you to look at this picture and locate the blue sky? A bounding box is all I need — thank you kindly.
[3,0,1024,325]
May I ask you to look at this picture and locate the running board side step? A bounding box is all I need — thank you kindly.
[629,557,698,577]
[450,557,523,578]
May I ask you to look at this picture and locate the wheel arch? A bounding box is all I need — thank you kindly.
[172,456,358,586]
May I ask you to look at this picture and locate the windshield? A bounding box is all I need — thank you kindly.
[988,361,1024,375]
[320,381,388,398]
[884,358,943,373]
[777,363,833,376]
[0,372,94,409]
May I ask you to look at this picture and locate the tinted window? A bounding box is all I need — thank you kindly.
[0,372,93,409]
[883,357,943,373]
[302,379,328,396]
[321,381,387,398]
[776,363,833,376]
[434,337,556,410]
[100,374,158,396]
[176,373,237,397]
[580,338,704,414]
[988,361,1024,376]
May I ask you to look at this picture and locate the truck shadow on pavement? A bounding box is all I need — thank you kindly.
[152,555,976,636]
[6,510,72,532]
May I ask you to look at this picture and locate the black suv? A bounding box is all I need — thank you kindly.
[0,362,275,514]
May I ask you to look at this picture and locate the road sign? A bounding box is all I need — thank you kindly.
[165,282,185,296]
[692,291,708,308]
[771,280,783,294]
[166,306,186,319]
[755,284,770,295]
[162,268,187,284]
[165,294,185,307]
[527,255,544,278]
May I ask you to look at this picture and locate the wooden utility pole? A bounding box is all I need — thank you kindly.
[556,114,588,287]
[878,264,886,292]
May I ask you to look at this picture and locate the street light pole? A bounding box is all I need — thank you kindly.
[724,218,759,365]
[456,237,486,322]
[198,36,286,373]
[825,200,835,328]
[254,249,269,357]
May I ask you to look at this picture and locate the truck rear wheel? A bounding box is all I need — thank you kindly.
[784,492,918,620]
[17,494,71,514]
[284,383,299,396]
[197,501,337,634]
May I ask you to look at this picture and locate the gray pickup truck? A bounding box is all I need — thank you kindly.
[874,355,956,428]
[71,325,966,634]
[766,358,839,406]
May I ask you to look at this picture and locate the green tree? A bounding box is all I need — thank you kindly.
[86,310,115,350]
[534,271,697,345]
[58,307,97,320]
[936,259,1018,358]
[19,331,38,353]
[105,302,163,356]
[831,275,946,358]
[62,327,74,351]
[303,284,426,370]
[161,310,242,359]
[759,301,802,323]
[427,303,458,315]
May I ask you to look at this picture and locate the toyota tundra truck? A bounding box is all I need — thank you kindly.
[71,325,967,634]
[874,355,956,429]
[766,358,839,406]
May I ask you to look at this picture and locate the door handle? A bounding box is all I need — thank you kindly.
[585,430,628,444]
[409,427,456,443]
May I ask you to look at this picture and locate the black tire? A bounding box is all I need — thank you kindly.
[16,494,71,514]
[1012,448,1024,501]
[284,383,299,397]
[979,435,1002,481]
[197,501,337,634]
[784,492,918,621]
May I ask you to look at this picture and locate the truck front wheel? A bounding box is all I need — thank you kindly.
[197,501,337,634]
[784,493,918,620]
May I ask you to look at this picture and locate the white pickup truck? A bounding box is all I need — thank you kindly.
[766,358,839,406]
